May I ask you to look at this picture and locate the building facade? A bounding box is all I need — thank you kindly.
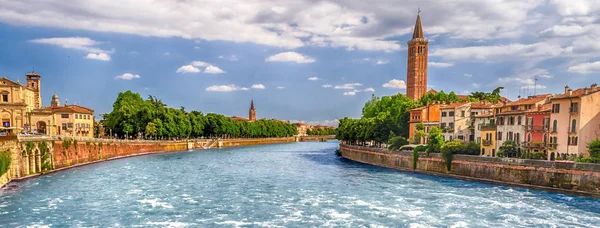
[523,104,551,156]
[409,103,443,144]
[406,12,428,101]
[440,102,471,142]
[495,95,551,152]
[0,72,95,137]
[549,85,600,160]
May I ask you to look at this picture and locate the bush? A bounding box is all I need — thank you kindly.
[441,140,465,155]
[0,150,11,176]
[588,139,600,158]
[414,145,428,153]
[528,151,546,160]
[462,142,480,155]
[388,136,409,151]
[575,156,600,163]
[412,148,419,169]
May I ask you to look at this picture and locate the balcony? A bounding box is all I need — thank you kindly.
[548,143,558,150]
[523,125,548,132]
[442,126,454,133]
[482,140,493,146]
[480,123,497,131]
[522,142,547,148]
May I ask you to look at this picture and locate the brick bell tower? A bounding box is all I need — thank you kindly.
[249,99,256,121]
[406,10,428,101]
[26,71,42,108]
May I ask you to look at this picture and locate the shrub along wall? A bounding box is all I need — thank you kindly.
[340,144,600,196]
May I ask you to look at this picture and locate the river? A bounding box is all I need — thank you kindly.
[1,141,599,227]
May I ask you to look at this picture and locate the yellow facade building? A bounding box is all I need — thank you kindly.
[0,72,95,138]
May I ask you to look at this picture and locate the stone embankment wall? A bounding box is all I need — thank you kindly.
[0,136,300,188]
[219,137,295,148]
[340,144,600,197]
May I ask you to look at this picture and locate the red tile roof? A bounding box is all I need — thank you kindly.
[36,105,94,114]
[471,103,493,109]
[503,94,551,107]
[552,86,600,100]
[440,102,469,110]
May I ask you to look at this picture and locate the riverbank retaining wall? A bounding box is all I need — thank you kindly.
[0,136,298,188]
[340,144,600,197]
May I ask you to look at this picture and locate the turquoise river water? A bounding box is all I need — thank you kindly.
[1,141,599,227]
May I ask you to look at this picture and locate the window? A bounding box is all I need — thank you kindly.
[497,132,503,140]
[511,106,518,111]
[1,94,7,102]
[458,135,464,140]
[508,117,514,125]
[62,123,67,130]
[471,112,476,116]
[449,111,455,117]
[552,104,560,113]
[543,134,548,143]
[526,117,533,126]
[449,136,453,141]
[440,123,446,128]
[571,119,577,133]
[61,114,69,118]
[498,117,505,125]
[553,120,557,132]
[527,133,531,142]
[570,102,579,113]
[517,116,522,125]
[442,112,447,117]
[508,132,513,141]
[449,122,454,128]
[461,111,465,117]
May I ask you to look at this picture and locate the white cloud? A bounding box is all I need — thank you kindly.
[308,76,320,81]
[115,73,140,80]
[191,61,210,67]
[176,65,201,73]
[376,60,389,65]
[382,79,406,89]
[204,65,225,74]
[334,83,362,90]
[84,52,110,61]
[429,62,454,68]
[266,52,315,63]
[464,74,472,77]
[218,55,238,61]
[30,37,112,61]
[568,61,600,73]
[472,83,480,88]
[431,42,571,60]
[276,86,285,89]
[322,84,332,88]
[364,87,375,92]
[206,84,248,92]
[343,91,357,96]
[251,84,266,89]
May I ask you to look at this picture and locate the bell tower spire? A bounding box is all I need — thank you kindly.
[249,99,256,121]
[406,10,429,101]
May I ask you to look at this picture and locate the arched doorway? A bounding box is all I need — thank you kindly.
[550,152,555,161]
[37,121,47,135]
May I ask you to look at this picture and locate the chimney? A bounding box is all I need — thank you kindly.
[565,85,570,95]
[584,87,589,95]
[568,89,573,96]
[591,83,598,91]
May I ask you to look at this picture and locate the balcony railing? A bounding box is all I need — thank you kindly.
[523,125,549,132]
[480,124,497,131]
[522,142,547,148]
[482,140,493,146]
[570,107,579,114]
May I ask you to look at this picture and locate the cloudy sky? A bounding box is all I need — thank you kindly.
[0,0,598,126]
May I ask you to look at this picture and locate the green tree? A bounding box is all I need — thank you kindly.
[145,122,157,138]
[588,139,600,158]
[427,126,445,153]
[498,140,518,157]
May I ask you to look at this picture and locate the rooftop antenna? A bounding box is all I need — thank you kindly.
[534,75,538,96]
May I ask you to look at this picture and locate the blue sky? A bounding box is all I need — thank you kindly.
[0,0,599,126]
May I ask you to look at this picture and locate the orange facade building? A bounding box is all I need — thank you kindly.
[409,104,443,144]
[406,12,428,101]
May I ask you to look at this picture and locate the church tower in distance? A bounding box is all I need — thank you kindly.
[406,11,428,101]
[249,99,256,121]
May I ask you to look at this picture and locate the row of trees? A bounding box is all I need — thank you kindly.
[103,91,297,139]
[307,128,336,136]
[337,93,421,146]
